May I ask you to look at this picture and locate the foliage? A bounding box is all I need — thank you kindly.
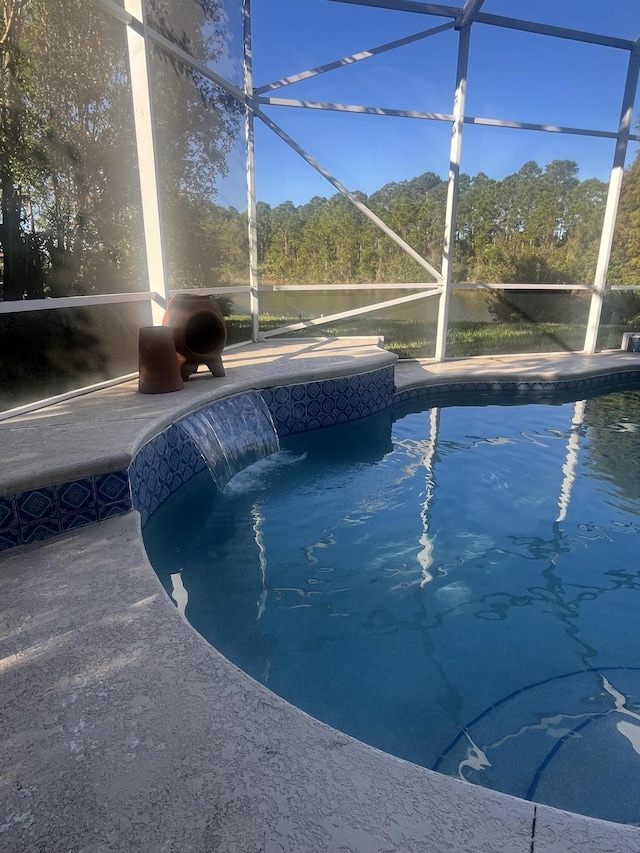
[148,0,245,290]
[601,289,640,326]
[610,153,640,285]
[255,159,616,299]
[0,0,244,303]
[0,0,147,298]
[582,390,640,501]
[224,314,594,359]
[3,1,640,383]
[0,303,143,409]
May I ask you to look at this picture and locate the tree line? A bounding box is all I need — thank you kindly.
[0,0,242,302]
[0,0,245,405]
[256,158,640,290]
[1,0,639,307]
[253,156,640,326]
[4,0,640,408]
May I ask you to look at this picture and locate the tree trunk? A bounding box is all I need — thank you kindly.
[0,167,26,300]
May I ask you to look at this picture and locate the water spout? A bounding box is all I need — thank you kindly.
[178,392,280,489]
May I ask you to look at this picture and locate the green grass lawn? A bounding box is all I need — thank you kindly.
[226,315,632,358]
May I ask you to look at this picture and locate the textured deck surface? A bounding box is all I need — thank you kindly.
[2,342,640,852]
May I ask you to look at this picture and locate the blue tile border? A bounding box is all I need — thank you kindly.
[128,422,206,528]
[131,367,394,529]
[0,494,18,529]
[261,366,395,436]
[56,479,95,514]
[392,368,640,406]
[0,472,133,552]
[2,363,640,552]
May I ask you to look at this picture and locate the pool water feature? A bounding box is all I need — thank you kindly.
[144,388,640,825]
[178,391,280,489]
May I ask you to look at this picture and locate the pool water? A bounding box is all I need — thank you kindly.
[145,388,640,824]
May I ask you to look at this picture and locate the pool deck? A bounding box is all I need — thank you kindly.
[2,340,640,853]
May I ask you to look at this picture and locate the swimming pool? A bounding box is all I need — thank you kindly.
[145,386,640,825]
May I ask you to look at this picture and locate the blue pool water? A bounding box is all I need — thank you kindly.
[145,388,640,824]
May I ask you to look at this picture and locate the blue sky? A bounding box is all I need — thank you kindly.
[215,0,640,209]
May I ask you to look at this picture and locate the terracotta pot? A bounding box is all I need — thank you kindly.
[138,326,184,394]
[162,293,227,379]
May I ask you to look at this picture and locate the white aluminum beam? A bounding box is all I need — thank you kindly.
[146,25,247,105]
[254,106,443,282]
[584,45,640,353]
[260,289,440,339]
[243,0,260,342]
[262,282,593,292]
[474,12,634,51]
[0,292,155,315]
[326,0,460,18]
[326,1,635,50]
[458,0,486,28]
[167,286,250,296]
[464,116,638,141]
[452,283,593,291]
[435,23,470,361]
[256,22,454,95]
[124,0,168,323]
[1,280,593,316]
[91,0,131,26]
[262,282,439,290]
[258,97,453,121]
[260,97,640,141]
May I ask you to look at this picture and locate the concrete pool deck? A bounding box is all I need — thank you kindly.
[2,340,640,852]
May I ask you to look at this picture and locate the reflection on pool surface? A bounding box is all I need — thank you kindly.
[145,388,640,824]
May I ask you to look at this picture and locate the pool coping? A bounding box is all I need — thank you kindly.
[2,341,640,852]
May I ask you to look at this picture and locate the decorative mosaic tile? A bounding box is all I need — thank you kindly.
[261,366,394,436]
[55,479,95,513]
[95,471,130,505]
[0,526,20,552]
[60,508,99,531]
[129,421,205,525]
[291,384,306,402]
[98,499,133,521]
[0,469,134,551]
[0,495,17,529]
[21,517,62,545]
[92,473,130,513]
[3,363,638,552]
[393,370,640,406]
[17,487,56,523]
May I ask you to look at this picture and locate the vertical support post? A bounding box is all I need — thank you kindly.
[435,22,470,362]
[584,44,640,354]
[124,0,168,325]
[243,0,260,342]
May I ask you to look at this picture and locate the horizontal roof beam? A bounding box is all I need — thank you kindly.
[474,12,635,51]
[256,21,454,95]
[465,116,640,141]
[326,2,636,49]
[259,97,640,141]
[258,96,454,121]
[260,290,441,340]
[325,0,460,19]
